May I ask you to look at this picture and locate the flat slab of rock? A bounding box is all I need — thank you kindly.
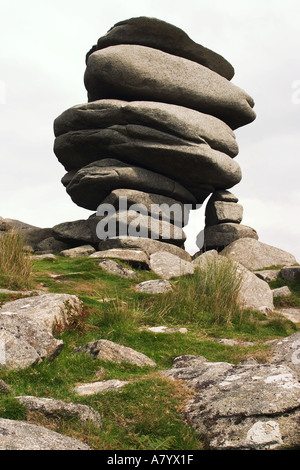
[134,280,173,294]
[0,418,91,450]
[87,16,235,79]
[98,259,138,279]
[150,252,194,279]
[93,210,186,246]
[91,248,150,269]
[254,270,280,282]
[99,188,189,226]
[84,45,255,130]
[60,245,96,258]
[74,379,129,396]
[98,236,192,262]
[16,396,103,428]
[31,253,57,260]
[75,339,156,368]
[65,158,196,211]
[55,99,238,160]
[220,238,298,271]
[54,106,241,199]
[140,326,187,334]
[163,355,300,449]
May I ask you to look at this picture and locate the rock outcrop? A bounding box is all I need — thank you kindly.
[0,294,85,369]
[163,353,300,450]
[53,16,256,252]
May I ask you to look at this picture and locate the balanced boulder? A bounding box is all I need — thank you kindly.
[84,45,255,130]
[86,16,235,80]
[53,17,256,252]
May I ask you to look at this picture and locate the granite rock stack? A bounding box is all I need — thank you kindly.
[53,17,257,252]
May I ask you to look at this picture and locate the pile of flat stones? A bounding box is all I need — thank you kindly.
[53,16,257,252]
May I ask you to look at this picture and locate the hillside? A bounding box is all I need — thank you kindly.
[0,231,299,450]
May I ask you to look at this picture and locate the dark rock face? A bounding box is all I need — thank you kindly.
[53,17,256,251]
[86,16,235,80]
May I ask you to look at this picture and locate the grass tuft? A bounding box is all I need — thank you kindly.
[0,230,33,290]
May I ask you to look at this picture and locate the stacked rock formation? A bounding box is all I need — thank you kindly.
[53,17,257,252]
[204,190,258,251]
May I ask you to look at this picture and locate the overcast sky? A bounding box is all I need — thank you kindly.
[1,0,300,259]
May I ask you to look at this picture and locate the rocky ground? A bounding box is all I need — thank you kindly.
[0,223,300,450]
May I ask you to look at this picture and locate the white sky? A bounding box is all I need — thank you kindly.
[1,0,300,259]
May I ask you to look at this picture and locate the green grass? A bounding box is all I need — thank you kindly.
[0,254,298,450]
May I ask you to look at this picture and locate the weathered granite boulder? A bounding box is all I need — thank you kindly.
[236,263,274,313]
[204,224,258,251]
[192,249,218,268]
[84,45,255,130]
[254,270,280,282]
[76,339,156,367]
[65,158,196,210]
[149,252,194,279]
[0,418,91,450]
[272,286,292,298]
[0,319,63,370]
[22,228,54,252]
[54,100,239,157]
[60,245,96,258]
[36,236,71,254]
[205,201,243,226]
[16,396,103,428]
[163,354,300,449]
[92,210,186,246]
[52,219,97,245]
[98,259,138,279]
[0,294,85,369]
[134,280,173,294]
[280,266,300,282]
[269,331,300,380]
[95,188,190,226]
[86,16,235,79]
[220,238,298,271]
[97,236,192,262]
[74,379,129,396]
[90,248,150,269]
[205,189,239,203]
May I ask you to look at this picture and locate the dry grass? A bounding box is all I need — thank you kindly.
[0,230,33,290]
